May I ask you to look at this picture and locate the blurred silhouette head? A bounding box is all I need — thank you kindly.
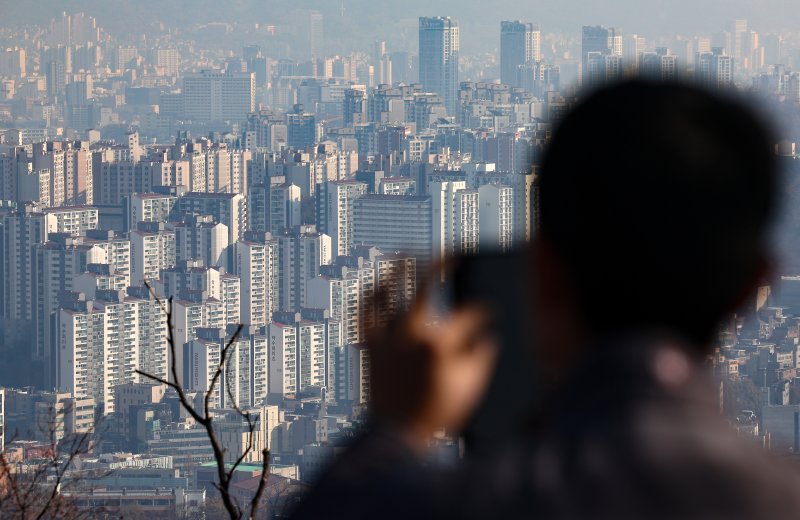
[538,80,777,349]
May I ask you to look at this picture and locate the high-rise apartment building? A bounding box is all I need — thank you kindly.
[21,142,94,208]
[309,11,324,58]
[581,25,622,86]
[42,206,99,237]
[730,19,749,67]
[353,195,432,279]
[625,34,648,65]
[31,144,65,205]
[697,49,734,89]
[130,222,176,286]
[183,71,255,122]
[316,180,368,257]
[295,317,329,393]
[244,112,288,152]
[157,260,241,327]
[184,144,251,195]
[478,184,514,253]
[113,46,138,71]
[267,321,297,398]
[482,132,533,175]
[127,193,177,232]
[335,343,369,406]
[170,291,226,383]
[236,234,279,327]
[45,60,66,99]
[0,145,27,201]
[82,229,132,285]
[270,310,342,398]
[248,184,269,234]
[56,288,168,414]
[173,192,247,244]
[95,160,155,206]
[307,258,376,345]
[639,51,679,81]
[73,264,128,299]
[276,226,332,312]
[0,207,47,330]
[174,214,230,270]
[430,181,480,262]
[36,230,131,384]
[343,87,368,126]
[465,164,534,245]
[0,48,26,77]
[183,327,269,410]
[269,184,302,235]
[286,105,317,149]
[30,142,94,207]
[419,17,460,115]
[501,21,542,88]
[155,48,180,76]
[372,252,417,326]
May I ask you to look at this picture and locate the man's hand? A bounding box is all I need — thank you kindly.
[368,291,498,451]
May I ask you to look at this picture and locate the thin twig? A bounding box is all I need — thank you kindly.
[137,282,262,520]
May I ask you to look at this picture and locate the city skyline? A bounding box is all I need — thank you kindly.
[2,2,800,518]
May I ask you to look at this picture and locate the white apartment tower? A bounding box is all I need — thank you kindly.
[35,235,106,378]
[306,261,376,345]
[174,192,247,244]
[373,253,417,325]
[276,227,332,312]
[183,71,256,122]
[268,322,297,398]
[170,294,225,384]
[235,236,279,327]
[316,180,368,257]
[127,193,176,231]
[1,207,48,326]
[478,184,514,253]
[465,164,534,245]
[43,206,99,236]
[430,181,480,262]
[183,327,269,409]
[174,214,230,271]
[335,343,370,405]
[353,195,433,280]
[269,184,302,235]
[130,222,176,286]
[56,289,169,414]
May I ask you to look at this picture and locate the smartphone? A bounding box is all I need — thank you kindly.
[438,249,540,454]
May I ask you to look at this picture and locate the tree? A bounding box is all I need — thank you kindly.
[136,284,270,520]
[722,377,763,418]
[0,402,98,520]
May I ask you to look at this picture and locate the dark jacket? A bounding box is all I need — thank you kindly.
[292,337,800,519]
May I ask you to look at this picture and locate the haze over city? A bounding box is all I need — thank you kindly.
[2,0,800,518]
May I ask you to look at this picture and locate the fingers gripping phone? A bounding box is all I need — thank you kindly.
[437,249,540,454]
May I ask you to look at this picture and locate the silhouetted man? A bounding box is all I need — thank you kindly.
[292,81,800,519]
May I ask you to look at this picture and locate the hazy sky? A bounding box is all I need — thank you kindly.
[0,0,793,53]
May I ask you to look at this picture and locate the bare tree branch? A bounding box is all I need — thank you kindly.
[0,402,100,520]
[249,449,271,520]
[137,281,264,520]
